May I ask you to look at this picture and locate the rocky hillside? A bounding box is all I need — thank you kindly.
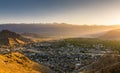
[0,52,52,73]
[80,53,120,73]
[0,30,31,46]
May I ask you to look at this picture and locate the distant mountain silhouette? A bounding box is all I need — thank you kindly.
[0,24,118,38]
[0,30,31,46]
[99,29,120,40]
[21,32,41,38]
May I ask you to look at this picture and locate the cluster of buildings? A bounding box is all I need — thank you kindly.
[0,41,112,73]
[21,42,110,73]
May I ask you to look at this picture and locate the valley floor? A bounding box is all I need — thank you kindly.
[0,38,120,73]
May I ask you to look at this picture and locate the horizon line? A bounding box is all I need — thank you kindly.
[0,22,120,26]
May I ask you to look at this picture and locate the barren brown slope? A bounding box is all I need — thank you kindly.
[0,52,52,73]
[81,54,120,73]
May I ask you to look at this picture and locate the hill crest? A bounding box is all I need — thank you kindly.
[0,29,31,46]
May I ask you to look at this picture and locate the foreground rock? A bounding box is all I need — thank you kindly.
[0,52,52,73]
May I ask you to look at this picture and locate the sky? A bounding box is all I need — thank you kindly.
[0,0,120,25]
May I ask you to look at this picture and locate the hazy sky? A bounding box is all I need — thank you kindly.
[0,0,120,25]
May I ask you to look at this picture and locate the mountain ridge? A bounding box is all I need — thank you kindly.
[0,24,119,38]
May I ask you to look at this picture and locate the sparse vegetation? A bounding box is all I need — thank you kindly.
[52,38,120,52]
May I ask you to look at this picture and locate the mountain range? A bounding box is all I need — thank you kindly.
[0,24,120,42]
[0,23,119,38]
